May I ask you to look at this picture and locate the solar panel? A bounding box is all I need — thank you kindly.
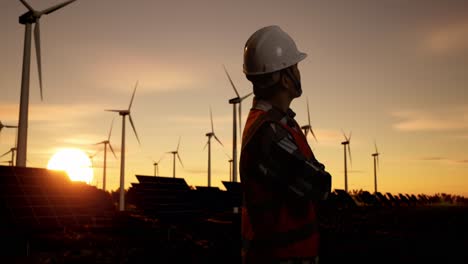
[375,192,392,207]
[334,189,357,208]
[0,165,115,232]
[222,181,241,193]
[131,175,199,221]
[222,181,242,208]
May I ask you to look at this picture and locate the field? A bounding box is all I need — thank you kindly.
[3,204,468,263]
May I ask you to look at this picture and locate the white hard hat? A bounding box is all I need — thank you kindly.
[243,25,307,75]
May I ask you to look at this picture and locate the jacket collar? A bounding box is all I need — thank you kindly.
[252,97,297,127]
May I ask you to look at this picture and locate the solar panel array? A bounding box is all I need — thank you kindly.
[131,175,199,221]
[130,176,243,221]
[0,165,114,232]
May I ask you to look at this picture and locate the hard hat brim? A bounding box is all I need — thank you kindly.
[244,52,308,76]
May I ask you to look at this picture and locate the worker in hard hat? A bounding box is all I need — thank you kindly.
[240,25,332,264]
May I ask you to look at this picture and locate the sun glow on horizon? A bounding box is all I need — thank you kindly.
[47,148,94,184]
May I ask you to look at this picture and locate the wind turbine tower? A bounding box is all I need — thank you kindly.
[204,107,224,187]
[16,0,77,167]
[223,65,252,183]
[105,82,141,211]
[228,159,233,182]
[95,119,117,191]
[372,142,380,194]
[341,131,352,192]
[153,154,164,176]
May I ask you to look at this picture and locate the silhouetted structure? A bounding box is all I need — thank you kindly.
[130,175,199,221]
[0,165,114,232]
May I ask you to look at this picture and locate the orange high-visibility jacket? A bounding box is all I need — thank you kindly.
[240,101,327,263]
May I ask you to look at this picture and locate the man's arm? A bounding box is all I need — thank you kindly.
[252,121,331,201]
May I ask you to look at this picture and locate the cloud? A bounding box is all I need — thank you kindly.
[165,114,232,126]
[89,54,207,94]
[338,170,366,174]
[418,156,468,165]
[391,105,468,132]
[420,156,446,161]
[184,168,226,175]
[423,20,468,55]
[0,103,102,123]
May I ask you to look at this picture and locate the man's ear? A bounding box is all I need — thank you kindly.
[280,71,291,90]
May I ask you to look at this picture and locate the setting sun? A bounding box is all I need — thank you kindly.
[47,149,94,184]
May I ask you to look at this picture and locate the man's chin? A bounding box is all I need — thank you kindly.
[295,89,303,98]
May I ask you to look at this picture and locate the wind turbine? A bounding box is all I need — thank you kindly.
[372,141,381,194]
[94,119,117,192]
[87,150,100,187]
[15,0,77,167]
[0,121,18,145]
[341,131,352,192]
[223,65,253,183]
[153,154,165,176]
[300,98,317,142]
[204,107,224,187]
[167,137,183,178]
[1,147,17,167]
[105,81,141,211]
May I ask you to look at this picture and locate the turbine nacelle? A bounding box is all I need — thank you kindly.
[229,97,241,104]
[105,110,131,116]
[19,11,41,24]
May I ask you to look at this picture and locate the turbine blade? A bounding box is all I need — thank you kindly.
[307,97,311,127]
[94,141,104,145]
[128,115,141,145]
[203,140,208,150]
[177,153,184,168]
[20,0,34,12]
[240,92,253,101]
[377,155,380,170]
[374,140,378,154]
[176,136,181,151]
[158,153,165,163]
[41,0,76,15]
[108,142,117,159]
[105,109,122,113]
[210,106,214,133]
[348,144,352,167]
[223,65,240,97]
[310,128,318,142]
[34,21,43,101]
[108,117,115,141]
[348,131,352,142]
[214,134,224,147]
[341,129,348,141]
[304,127,309,137]
[128,81,138,110]
[5,125,18,128]
[0,150,11,159]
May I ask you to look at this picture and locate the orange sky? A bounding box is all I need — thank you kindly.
[0,0,467,196]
